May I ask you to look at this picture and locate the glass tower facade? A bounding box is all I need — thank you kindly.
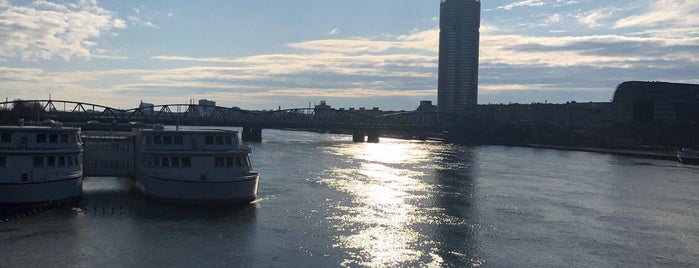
[438,0,480,114]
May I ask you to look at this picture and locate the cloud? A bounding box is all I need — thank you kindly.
[497,0,547,10]
[613,0,699,29]
[329,28,340,35]
[576,9,613,28]
[0,0,126,61]
[127,15,159,29]
[2,0,699,108]
[545,14,561,24]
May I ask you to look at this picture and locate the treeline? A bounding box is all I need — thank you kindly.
[0,100,43,124]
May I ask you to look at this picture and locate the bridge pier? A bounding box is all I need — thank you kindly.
[352,129,380,143]
[367,129,380,143]
[352,129,365,143]
[242,127,262,142]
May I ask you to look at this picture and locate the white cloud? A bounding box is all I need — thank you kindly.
[576,9,612,28]
[0,0,126,61]
[545,14,561,24]
[614,0,699,29]
[552,0,579,7]
[497,0,547,10]
[480,33,699,68]
[329,28,340,35]
[2,0,699,108]
[127,15,159,29]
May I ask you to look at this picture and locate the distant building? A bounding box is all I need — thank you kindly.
[139,101,154,114]
[198,99,216,107]
[612,81,699,124]
[438,0,481,114]
[314,100,332,110]
[417,100,437,112]
[198,99,216,116]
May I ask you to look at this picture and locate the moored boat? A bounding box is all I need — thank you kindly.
[133,126,259,203]
[677,147,699,165]
[0,122,84,203]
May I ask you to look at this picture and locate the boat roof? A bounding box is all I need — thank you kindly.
[0,125,80,132]
[139,128,238,134]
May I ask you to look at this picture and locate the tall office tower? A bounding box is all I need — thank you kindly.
[438,0,480,114]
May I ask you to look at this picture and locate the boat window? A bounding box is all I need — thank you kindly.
[225,136,232,145]
[235,156,243,167]
[182,157,192,167]
[215,157,224,167]
[174,136,184,145]
[58,156,66,166]
[162,157,170,167]
[245,156,251,167]
[164,135,172,145]
[226,157,234,167]
[153,135,162,145]
[33,156,44,167]
[47,156,56,166]
[49,134,58,143]
[74,156,81,165]
[1,133,10,143]
[145,135,152,145]
[171,157,180,167]
[37,133,47,143]
[0,156,6,167]
[68,156,74,166]
[153,157,160,167]
[205,136,214,145]
[215,136,223,145]
[60,134,68,143]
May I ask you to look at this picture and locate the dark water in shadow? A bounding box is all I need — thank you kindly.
[1,129,698,267]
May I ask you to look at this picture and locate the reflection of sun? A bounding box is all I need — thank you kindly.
[331,138,430,165]
[322,139,442,267]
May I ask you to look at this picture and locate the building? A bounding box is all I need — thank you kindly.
[612,81,699,125]
[417,100,437,112]
[198,99,216,116]
[314,100,332,110]
[139,101,154,115]
[438,0,481,114]
[198,99,216,107]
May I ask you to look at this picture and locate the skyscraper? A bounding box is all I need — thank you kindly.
[438,0,480,114]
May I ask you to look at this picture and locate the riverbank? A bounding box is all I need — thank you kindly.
[526,144,679,161]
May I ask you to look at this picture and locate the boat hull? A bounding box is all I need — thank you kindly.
[0,176,83,203]
[133,174,259,204]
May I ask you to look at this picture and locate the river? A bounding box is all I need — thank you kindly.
[1,129,698,267]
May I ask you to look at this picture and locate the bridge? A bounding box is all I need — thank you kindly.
[0,100,476,142]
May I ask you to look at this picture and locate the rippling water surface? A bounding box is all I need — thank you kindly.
[1,129,698,267]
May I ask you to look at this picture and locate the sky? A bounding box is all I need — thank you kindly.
[0,0,697,110]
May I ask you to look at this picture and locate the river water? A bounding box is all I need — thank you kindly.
[1,129,698,267]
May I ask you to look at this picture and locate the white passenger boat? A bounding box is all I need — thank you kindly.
[0,122,84,203]
[133,126,259,203]
[677,147,699,165]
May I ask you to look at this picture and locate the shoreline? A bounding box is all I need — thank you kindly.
[526,144,679,161]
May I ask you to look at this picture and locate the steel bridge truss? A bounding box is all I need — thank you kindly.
[1,100,474,131]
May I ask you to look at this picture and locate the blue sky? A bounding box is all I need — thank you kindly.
[1,0,697,110]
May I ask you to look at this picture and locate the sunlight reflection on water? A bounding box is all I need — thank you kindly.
[320,139,450,267]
